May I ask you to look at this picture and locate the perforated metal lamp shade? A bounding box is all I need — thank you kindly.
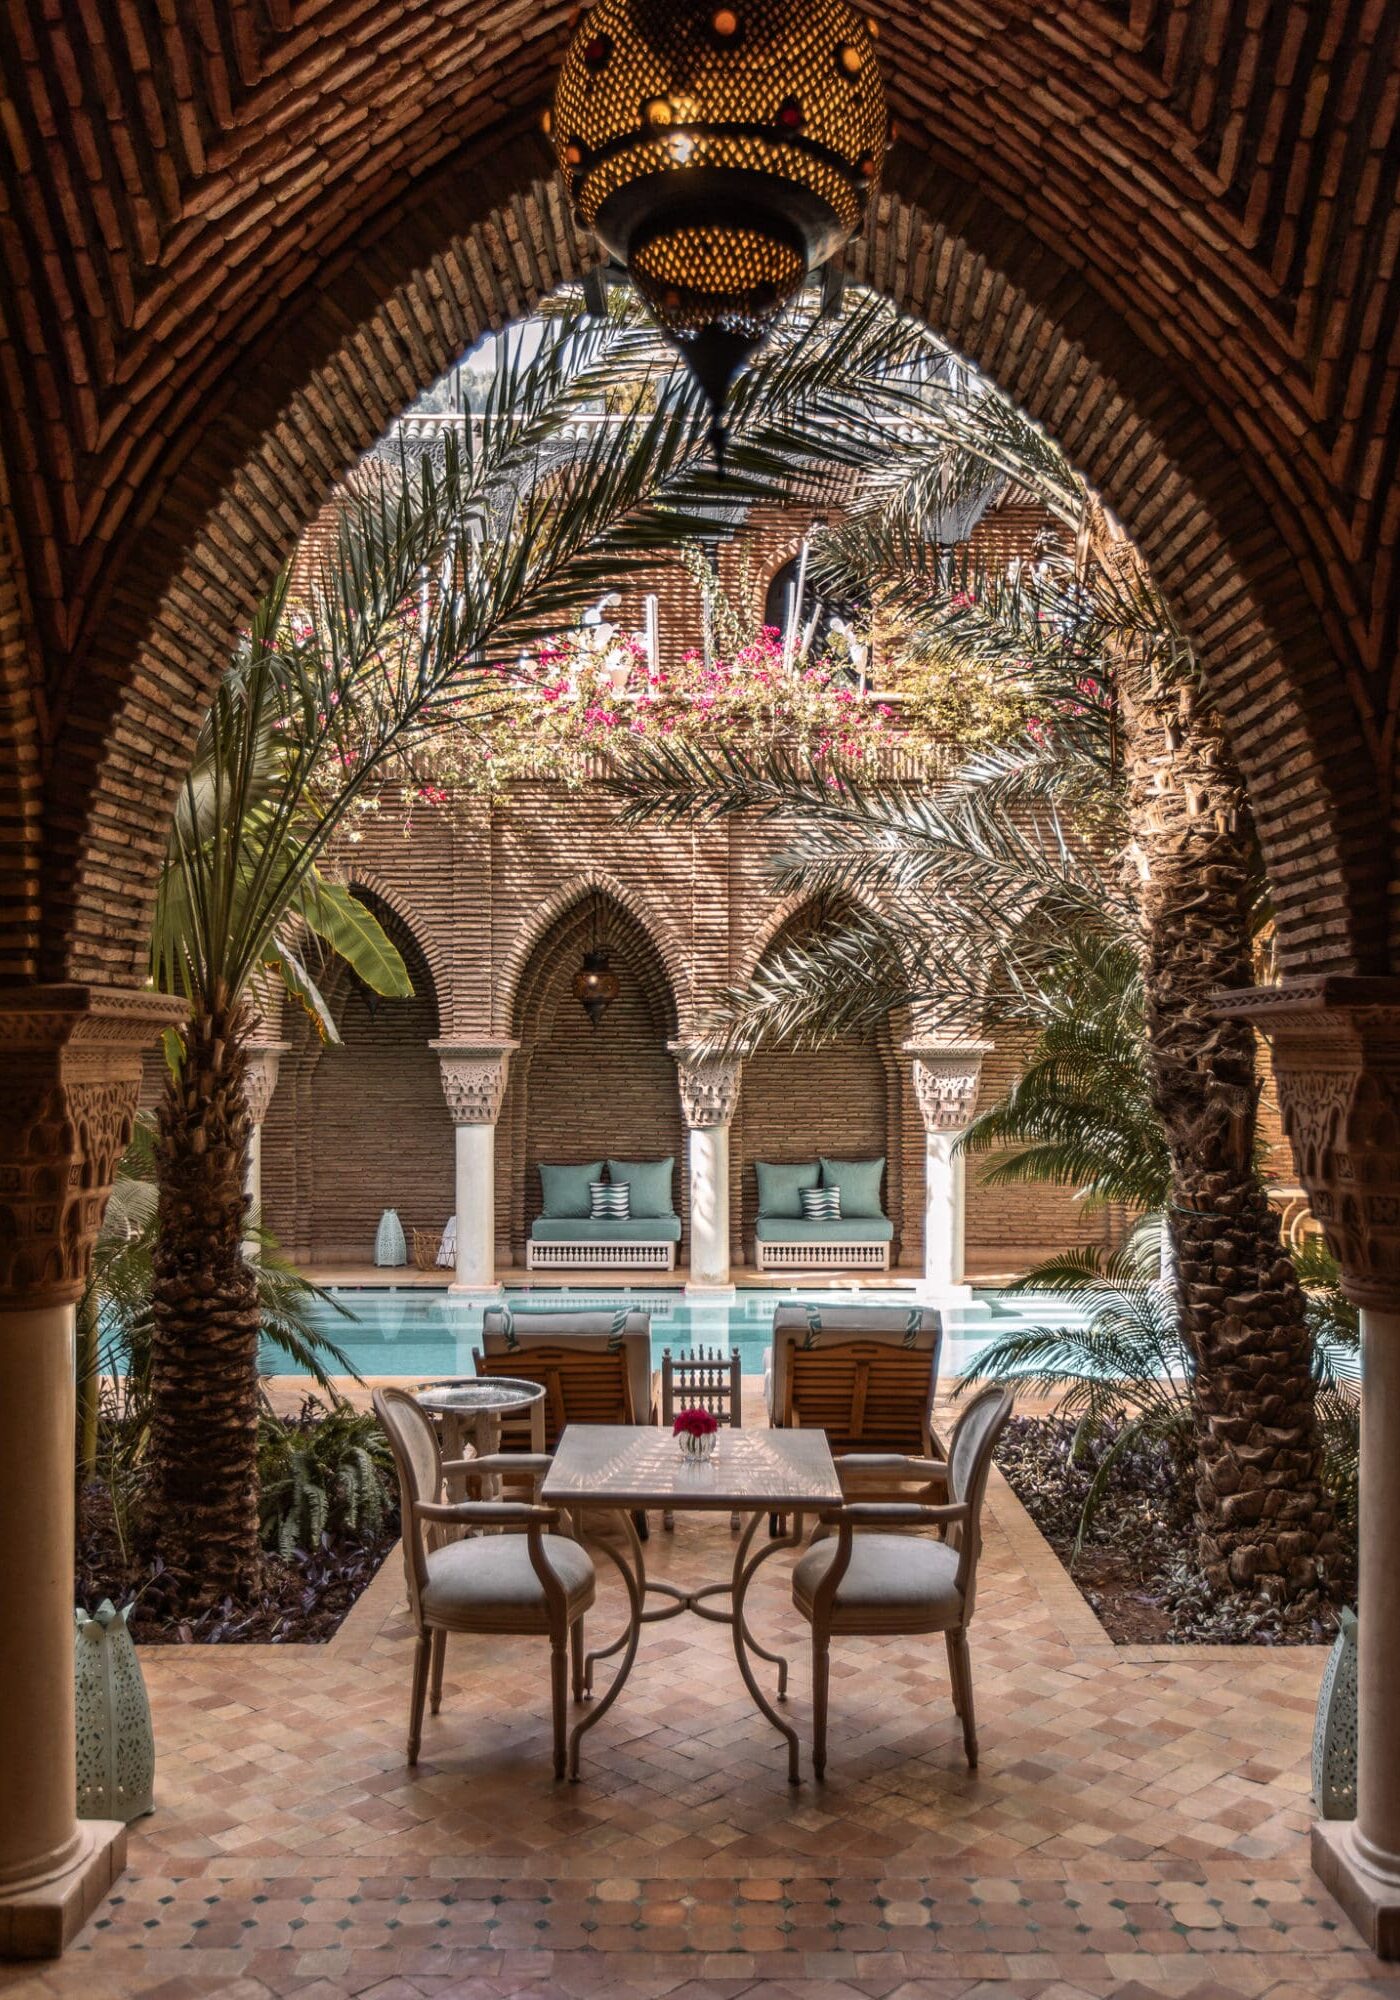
[551,0,888,452]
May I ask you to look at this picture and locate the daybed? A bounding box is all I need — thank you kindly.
[752,1156,893,1271]
[526,1157,681,1271]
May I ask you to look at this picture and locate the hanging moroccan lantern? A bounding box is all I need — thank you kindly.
[573,950,621,1027]
[550,0,889,457]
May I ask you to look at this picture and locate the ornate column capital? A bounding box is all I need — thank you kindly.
[1221,978,1400,1308]
[670,1043,743,1128]
[0,985,187,1307]
[242,1043,288,1126]
[431,1040,518,1126]
[904,1041,991,1134]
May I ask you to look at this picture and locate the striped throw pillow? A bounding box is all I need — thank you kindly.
[590,1180,630,1220]
[800,1185,841,1221]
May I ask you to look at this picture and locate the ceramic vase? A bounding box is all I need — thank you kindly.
[374,1207,407,1267]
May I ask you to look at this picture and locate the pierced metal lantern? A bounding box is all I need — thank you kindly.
[75,1600,155,1823]
[550,0,889,453]
[1312,1604,1358,1819]
[573,949,621,1027]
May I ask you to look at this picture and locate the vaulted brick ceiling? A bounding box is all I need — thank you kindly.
[1,2,1396,984]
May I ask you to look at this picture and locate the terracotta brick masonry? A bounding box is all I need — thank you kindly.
[3,1394,1386,2000]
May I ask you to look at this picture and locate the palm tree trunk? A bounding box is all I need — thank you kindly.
[146,996,262,1606]
[1120,668,1340,1598]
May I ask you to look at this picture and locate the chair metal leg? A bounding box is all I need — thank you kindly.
[429,1626,447,1715]
[407,1631,431,1766]
[812,1634,831,1781]
[570,1615,586,1702]
[633,1509,650,1542]
[944,1631,963,1716]
[950,1629,978,1769]
[550,1635,569,1780]
[663,1509,675,1532]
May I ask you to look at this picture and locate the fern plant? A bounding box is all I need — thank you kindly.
[256,1400,396,1558]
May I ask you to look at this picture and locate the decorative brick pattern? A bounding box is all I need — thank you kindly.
[0,7,1396,1004]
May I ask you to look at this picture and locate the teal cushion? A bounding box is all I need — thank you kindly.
[605,1157,675,1219]
[754,1215,893,1243]
[754,1160,820,1218]
[820,1156,885,1218]
[538,1160,605,1219]
[530,1214,682,1243]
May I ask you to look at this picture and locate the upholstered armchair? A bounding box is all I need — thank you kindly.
[791,1384,1013,1777]
[373,1388,595,1779]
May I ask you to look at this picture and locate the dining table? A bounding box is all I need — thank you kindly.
[540,1423,843,1781]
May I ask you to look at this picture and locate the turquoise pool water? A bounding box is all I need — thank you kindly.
[265,1283,1085,1382]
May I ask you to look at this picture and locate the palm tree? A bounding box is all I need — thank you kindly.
[609,293,1339,1599]
[140,312,767,1604]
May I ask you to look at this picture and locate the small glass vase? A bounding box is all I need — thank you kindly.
[676,1429,717,1463]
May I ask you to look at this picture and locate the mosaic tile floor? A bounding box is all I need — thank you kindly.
[4,1412,1389,2000]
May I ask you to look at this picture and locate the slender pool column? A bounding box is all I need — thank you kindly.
[1225,980,1400,1956]
[0,986,182,1959]
[905,1041,989,1301]
[672,1047,742,1295]
[432,1042,516,1298]
[241,1042,286,1254]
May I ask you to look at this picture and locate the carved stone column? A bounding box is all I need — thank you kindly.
[906,1042,989,1299]
[241,1043,287,1252]
[672,1048,742,1293]
[0,985,183,1958]
[432,1042,516,1296]
[1224,978,1400,1957]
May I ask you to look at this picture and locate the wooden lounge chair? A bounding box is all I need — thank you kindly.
[476,1308,656,1535]
[765,1304,944,1533]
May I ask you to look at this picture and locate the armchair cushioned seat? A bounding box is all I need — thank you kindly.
[422,1533,595,1626]
[793,1532,961,1628]
[754,1215,893,1243]
[529,1214,682,1243]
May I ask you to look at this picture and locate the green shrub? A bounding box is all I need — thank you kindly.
[257,1399,396,1557]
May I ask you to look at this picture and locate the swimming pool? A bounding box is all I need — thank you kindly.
[267,1283,1085,1382]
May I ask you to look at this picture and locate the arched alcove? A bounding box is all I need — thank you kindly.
[501,891,684,1265]
[734,900,909,1267]
[260,891,452,1263]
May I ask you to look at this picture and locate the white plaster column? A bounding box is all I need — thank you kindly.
[905,1042,989,1301]
[0,986,182,1959]
[672,1047,742,1296]
[241,1043,286,1254]
[1224,980,1400,1956]
[432,1042,516,1298]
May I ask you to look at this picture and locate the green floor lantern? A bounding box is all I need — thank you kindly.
[1312,1605,1358,1820]
[75,1600,155,1823]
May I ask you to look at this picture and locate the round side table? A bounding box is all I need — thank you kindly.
[414,1377,548,1510]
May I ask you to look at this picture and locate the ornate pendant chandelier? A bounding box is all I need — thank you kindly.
[550,0,889,459]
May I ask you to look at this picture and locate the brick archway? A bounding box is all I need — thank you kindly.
[3,10,1395,990]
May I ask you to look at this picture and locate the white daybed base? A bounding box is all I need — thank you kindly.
[755,1240,891,1272]
[527,1240,677,1271]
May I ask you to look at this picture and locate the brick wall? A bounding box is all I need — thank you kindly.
[261,901,454,1262]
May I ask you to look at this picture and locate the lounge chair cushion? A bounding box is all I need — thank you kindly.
[754,1160,821,1218]
[529,1214,682,1243]
[538,1161,605,1219]
[422,1533,595,1625]
[753,1215,893,1243]
[605,1157,675,1218]
[793,1532,961,1629]
[819,1156,886,1218]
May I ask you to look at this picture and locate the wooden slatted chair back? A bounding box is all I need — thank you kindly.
[474,1343,634,1450]
[784,1338,934,1456]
